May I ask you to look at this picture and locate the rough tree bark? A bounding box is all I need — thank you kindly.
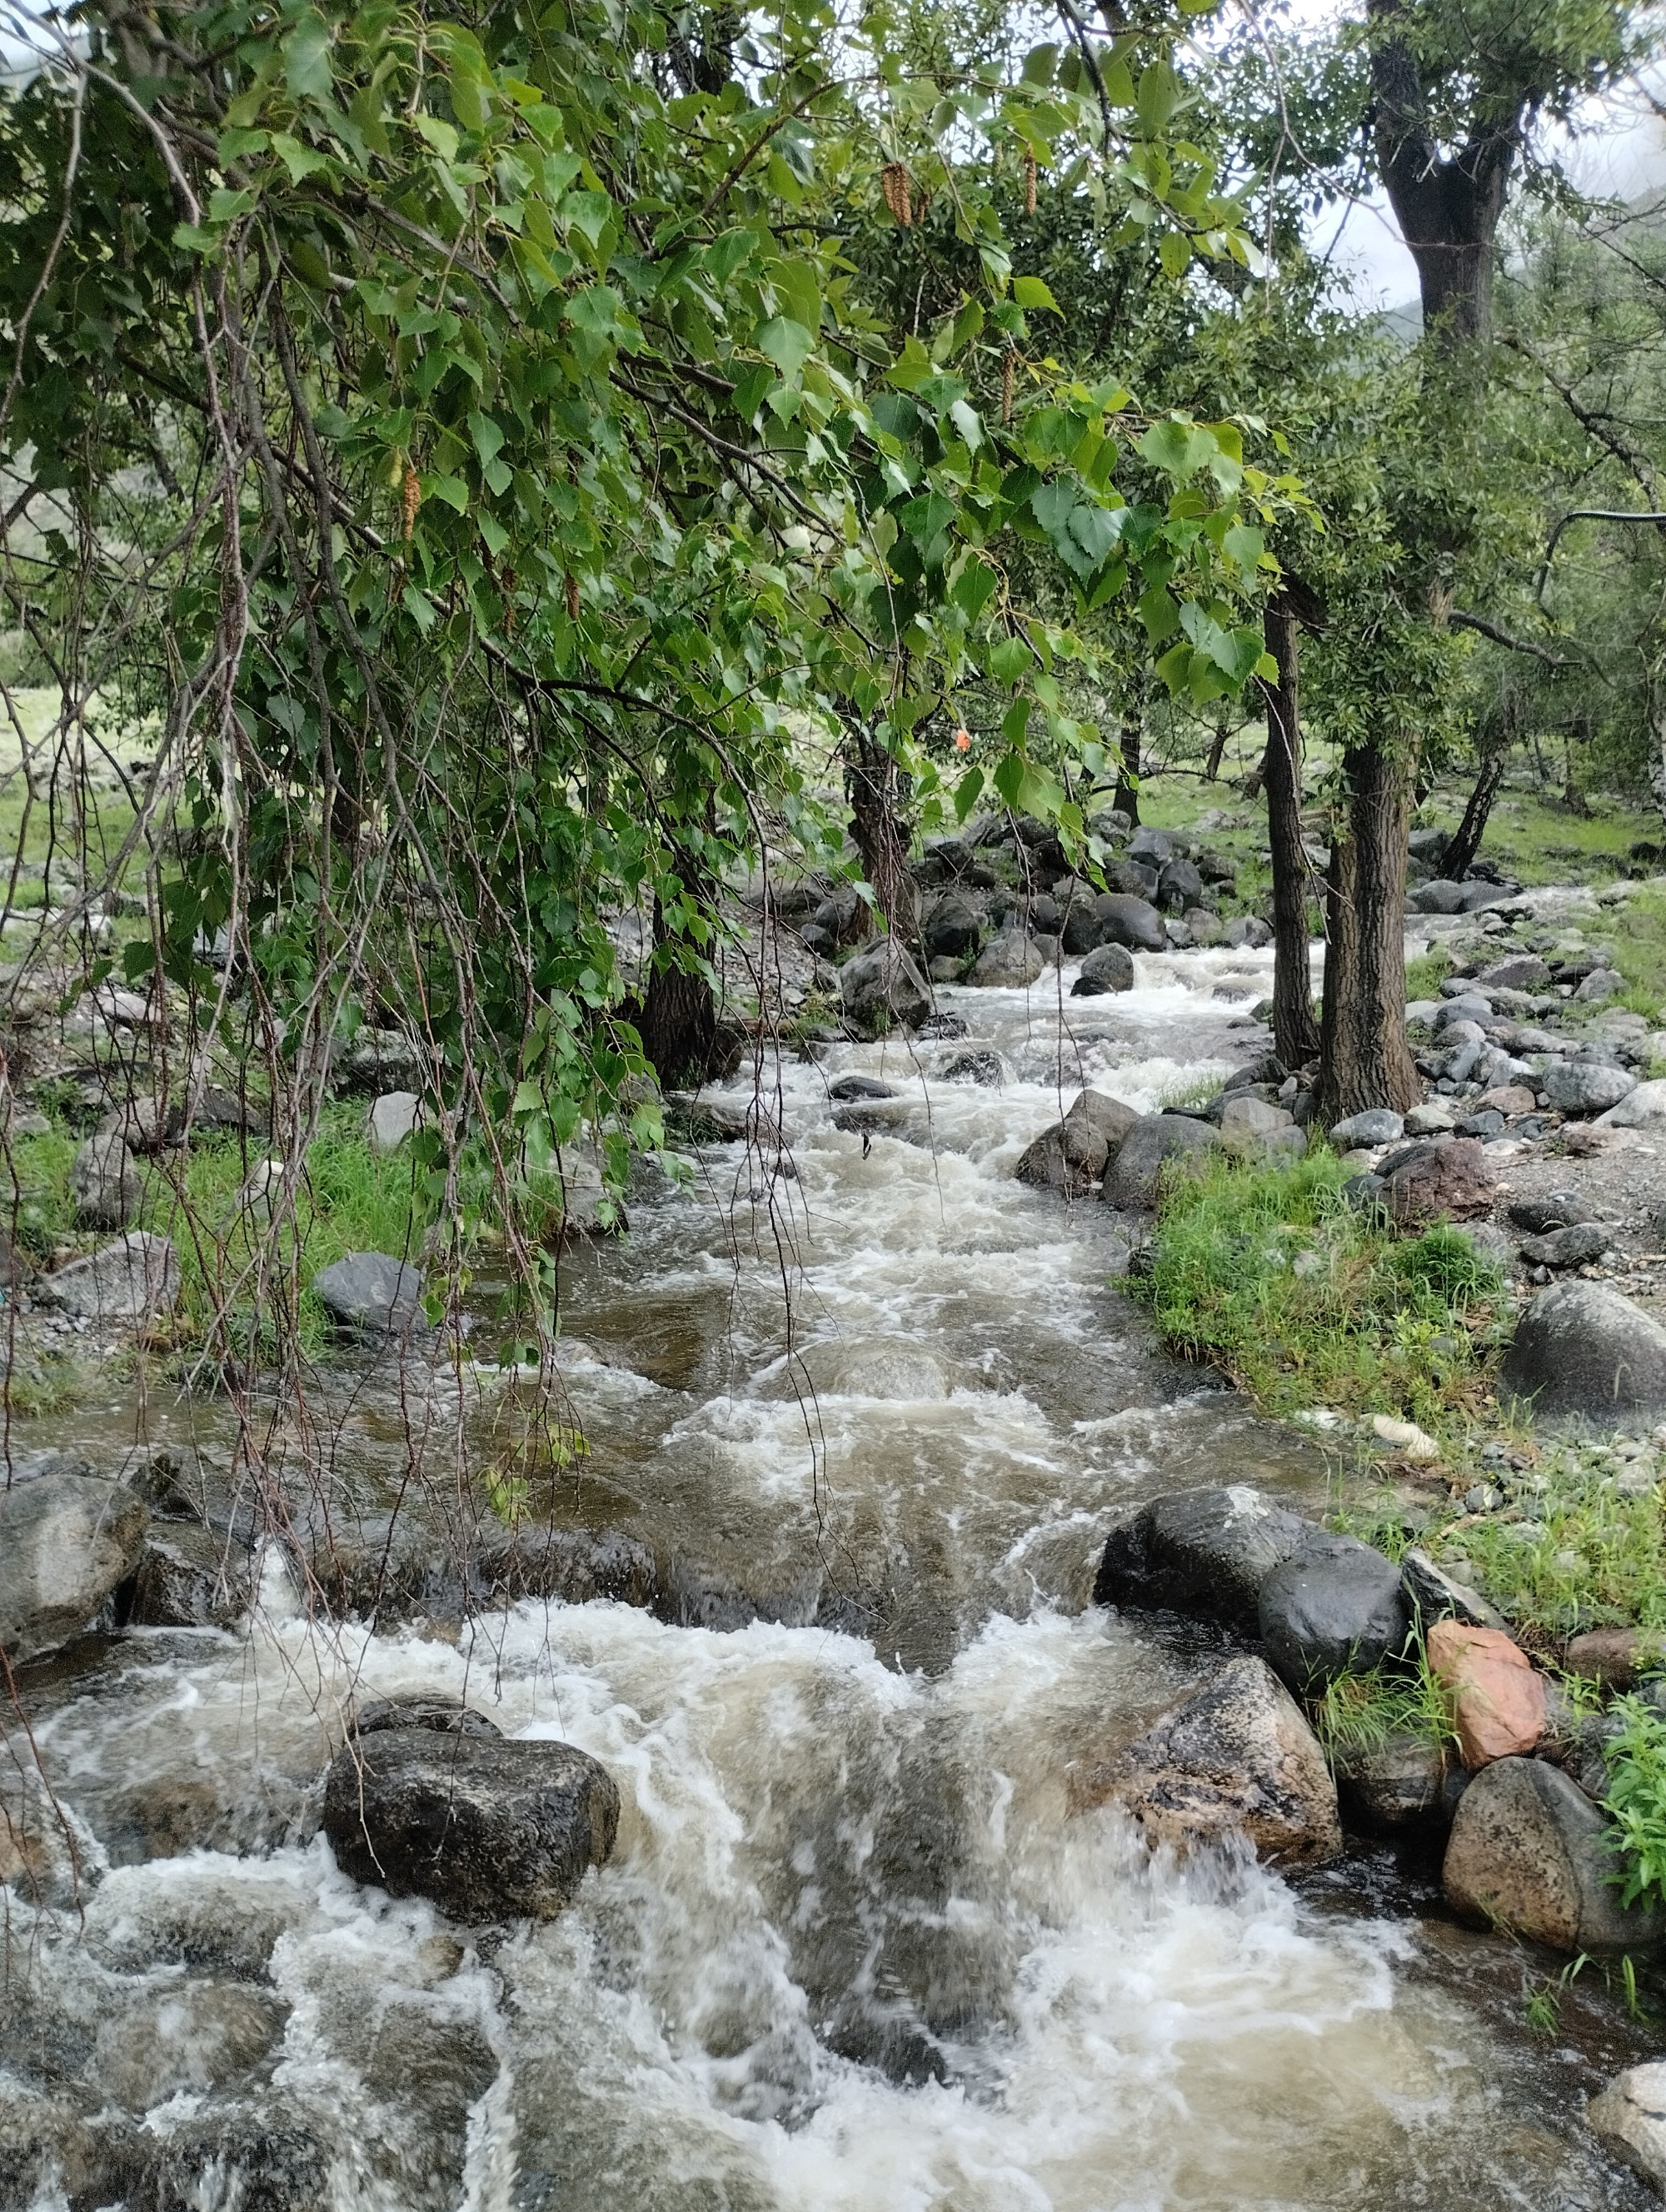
[1113,685,1143,823]
[635,896,720,1089]
[1258,593,1321,1069]
[1318,746,1420,1122]
[1443,685,1520,880]
[846,730,918,942]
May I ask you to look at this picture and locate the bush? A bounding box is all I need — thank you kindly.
[1603,1694,1666,1911]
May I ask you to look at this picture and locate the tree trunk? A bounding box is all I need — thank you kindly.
[847,731,917,940]
[1259,604,1320,1069]
[1114,694,1142,823]
[1318,745,1420,1121]
[1444,689,1519,879]
[636,896,718,1088]
[1204,716,1230,783]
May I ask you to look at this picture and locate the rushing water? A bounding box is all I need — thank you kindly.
[1,943,1658,2211]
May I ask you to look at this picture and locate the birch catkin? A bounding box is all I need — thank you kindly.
[881,162,912,227]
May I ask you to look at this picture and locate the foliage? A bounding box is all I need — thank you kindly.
[1422,1455,1666,1638]
[1129,1148,1506,1427]
[1309,1637,1457,1765]
[1604,1694,1666,1911]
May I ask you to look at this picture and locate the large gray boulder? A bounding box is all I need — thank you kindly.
[69,1130,142,1228]
[1015,1089,1139,1194]
[1071,942,1136,996]
[0,1472,148,1661]
[1076,1655,1340,1869]
[322,1711,619,1921]
[1257,1531,1409,1691]
[1598,1079,1666,1128]
[1092,893,1168,953]
[39,1231,180,1324]
[1501,1281,1666,1425]
[1443,1755,1666,1953]
[366,1091,421,1153]
[921,893,982,959]
[968,931,1045,987]
[312,1251,426,1339]
[1103,1113,1219,1208]
[1539,1059,1637,1117]
[840,939,932,1034]
[1094,1484,1314,1629]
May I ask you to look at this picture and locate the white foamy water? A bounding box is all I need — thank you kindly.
[2,944,1653,2210]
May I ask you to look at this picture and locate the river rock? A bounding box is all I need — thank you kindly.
[125,1522,253,1631]
[0,1472,148,1661]
[39,1230,180,1323]
[1509,1189,1594,1233]
[1539,1059,1637,1116]
[1015,1090,1140,1194]
[322,1723,620,1921]
[312,1251,426,1339]
[1428,1619,1545,1768]
[1221,915,1272,949]
[1094,1484,1314,1629]
[922,893,982,959]
[367,1091,421,1153]
[1434,993,1494,1030]
[969,932,1044,987]
[1079,1655,1340,1869]
[1334,1736,1457,1831]
[1157,857,1204,911]
[1480,954,1551,990]
[1518,1221,1611,1268]
[1564,1627,1666,1691]
[1400,1547,1506,1632]
[1217,1095,1301,1158]
[1501,1280,1666,1424]
[1598,1079,1666,1128]
[1442,1755,1666,1952]
[1382,1136,1497,1224]
[840,939,932,1035]
[1072,942,1137,996]
[940,1050,1003,1085]
[1589,2065,1666,2194]
[1257,1532,1409,1691]
[70,1130,142,1228]
[1574,966,1624,1003]
[1328,1109,1404,1148]
[1060,902,1101,955]
[828,1074,896,1103]
[1104,1113,1219,1208]
[1092,893,1167,954]
[1561,1711,1627,1801]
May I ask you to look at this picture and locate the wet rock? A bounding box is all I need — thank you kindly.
[1561,1711,1626,1801]
[1015,1090,1139,1195]
[840,939,932,1035]
[1220,915,1272,949]
[1092,893,1167,954]
[125,1522,253,1631]
[1078,1654,1341,1869]
[1502,1281,1666,1424]
[1589,2064,1666,2194]
[1257,1532,1409,1691]
[1104,1113,1219,1208]
[1217,1095,1302,1159]
[1334,1736,1458,1831]
[828,1074,896,1102]
[1479,955,1551,991]
[367,1090,421,1152]
[38,1230,180,1323]
[1509,1190,1594,1233]
[1539,1059,1637,1116]
[352,1695,503,1739]
[69,1129,142,1227]
[1518,1222,1611,1269]
[0,1472,148,1661]
[1598,1078,1666,1128]
[1401,1547,1506,1632]
[322,1724,620,1921]
[1443,1755,1666,1952]
[1428,1620,1545,1768]
[1328,1108,1404,1148]
[312,1250,427,1340]
[940,1050,1003,1084]
[1382,1136,1497,1225]
[1409,880,1468,914]
[1071,942,1136,996]
[1564,1627,1666,1691]
[1156,856,1204,911]
[1093,1484,1314,1630]
[968,932,1044,987]
[474,1525,660,1613]
[1060,901,1101,955]
[922,893,982,959]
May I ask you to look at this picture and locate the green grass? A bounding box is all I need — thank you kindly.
[1310,1641,1458,1765]
[1129,1148,1509,1432]
[1603,1696,1666,1911]
[1604,885,1666,1024]
[1404,945,1454,1001]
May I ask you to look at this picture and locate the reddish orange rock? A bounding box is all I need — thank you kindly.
[1429,1619,1547,1771]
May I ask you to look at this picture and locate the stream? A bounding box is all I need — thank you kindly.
[2,940,1659,2211]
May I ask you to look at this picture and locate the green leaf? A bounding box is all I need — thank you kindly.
[283,12,334,102]
[1137,419,1216,481]
[1012,275,1059,313]
[271,132,331,183]
[756,316,814,380]
[1020,42,1060,82]
[989,635,1030,685]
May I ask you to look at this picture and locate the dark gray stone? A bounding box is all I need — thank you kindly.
[322,1725,619,1921]
[312,1251,426,1338]
[1518,1222,1611,1269]
[1221,915,1272,949]
[1257,1532,1409,1691]
[1060,902,1101,955]
[1093,1484,1314,1629]
[1501,1281,1666,1424]
[1071,942,1136,996]
[70,1130,142,1228]
[125,1523,252,1631]
[1409,879,1468,914]
[0,1472,148,1661]
[1015,1090,1139,1194]
[1157,857,1205,911]
[1539,1059,1637,1117]
[1103,1113,1219,1208]
[1129,825,1185,866]
[1400,1546,1506,1632]
[922,894,982,959]
[1334,1736,1458,1831]
[968,932,1044,986]
[840,939,932,1034]
[940,1050,1004,1085]
[1092,893,1168,953]
[1329,1108,1404,1148]
[828,1074,896,1103]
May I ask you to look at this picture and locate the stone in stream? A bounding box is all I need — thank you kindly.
[322,1711,620,1921]
[1075,1654,1341,1870]
[124,1522,254,1631]
[1220,914,1271,949]
[1256,1532,1409,1691]
[1333,1736,1459,1832]
[39,1230,180,1324]
[1589,2065,1666,2195]
[1501,1281,1666,1425]
[0,1471,149,1662]
[69,1129,142,1228]
[1427,1620,1545,1768]
[1091,893,1168,953]
[921,893,983,959]
[840,939,932,1035]
[1328,1108,1404,1148]
[828,1074,896,1103]
[1442,1756,1666,1953]
[1539,1059,1637,1117]
[1102,1113,1219,1208]
[1071,942,1136,996]
[312,1250,427,1339]
[367,1090,421,1153]
[1517,1221,1611,1269]
[968,931,1045,987]
[940,1050,1004,1085]
[1094,1484,1314,1630]
[1015,1090,1139,1195]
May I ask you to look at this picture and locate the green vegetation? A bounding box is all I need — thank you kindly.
[1130,1150,1507,1432]
[1602,1696,1666,1911]
[1403,946,1454,1002]
[1309,1642,1457,1766]
[1420,1457,1666,1640]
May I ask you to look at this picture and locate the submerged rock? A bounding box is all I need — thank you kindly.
[1334,1736,1459,1832]
[1501,1281,1666,1425]
[1094,1485,1313,1630]
[1443,1755,1666,1954]
[322,1719,620,1921]
[1077,1655,1340,1869]
[1257,1532,1409,1691]
[0,1472,148,1661]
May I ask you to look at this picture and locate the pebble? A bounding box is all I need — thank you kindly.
[1370,1415,1441,1462]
